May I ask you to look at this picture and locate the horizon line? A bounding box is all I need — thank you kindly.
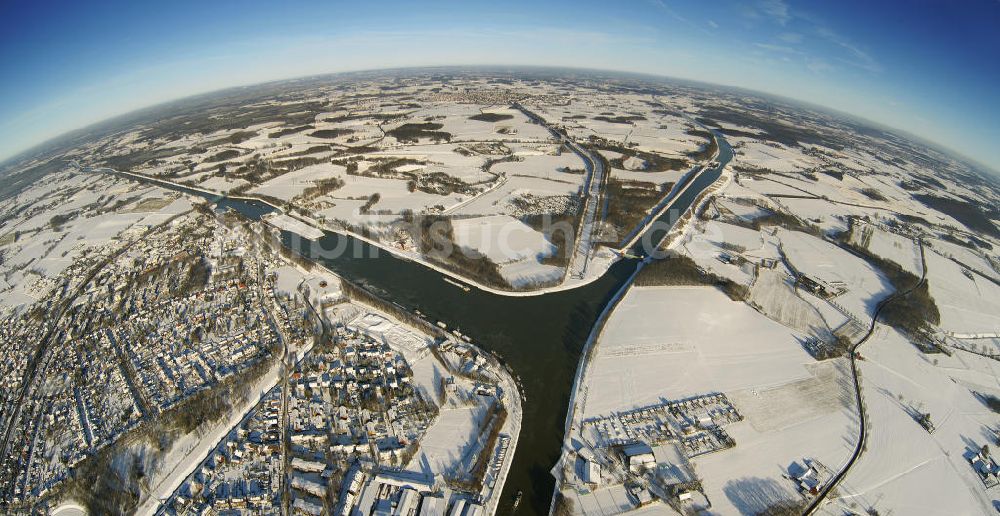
[2,63,996,178]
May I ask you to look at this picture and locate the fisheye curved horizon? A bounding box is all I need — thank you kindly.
[2,0,998,170]
[1,2,998,516]
[6,64,996,179]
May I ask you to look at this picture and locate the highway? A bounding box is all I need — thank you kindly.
[512,103,607,280]
[564,137,606,280]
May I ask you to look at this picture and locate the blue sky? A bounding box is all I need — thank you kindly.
[1,0,998,169]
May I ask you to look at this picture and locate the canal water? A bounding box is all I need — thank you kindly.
[134,133,731,514]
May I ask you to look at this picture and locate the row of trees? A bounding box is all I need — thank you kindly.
[411,215,509,288]
[685,128,718,162]
[635,253,748,301]
[838,233,940,338]
[598,179,664,246]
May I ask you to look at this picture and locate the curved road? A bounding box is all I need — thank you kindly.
[803,240,928,515]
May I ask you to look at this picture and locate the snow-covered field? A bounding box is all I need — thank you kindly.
[0,168,191,309]
[748,267,835,339]
[499,259,563,289]
[198,175,248,193]
[347,311,433,361]
[266,213,325,239]
[566,286,858,515]
[677,219,763,285]
[847,221,922,274]
[925,249,1000,335]
[365,144,491,183]
[777,197,856,234]
[451,215,562,287]
[451,215,555,263]
[928,238,1000,282]
[824,327,999,515]
[250,163,346,201]
[579,286,823,417]
[778,228,893,322]
[407,405,487,476]
[731,139,818,173]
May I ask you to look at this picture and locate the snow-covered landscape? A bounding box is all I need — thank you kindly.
[0,68,998,516]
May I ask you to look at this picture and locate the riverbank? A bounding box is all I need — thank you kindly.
[137,357,283,515]
[340,287,524,515]
[83,165,621,298]
[86,133,734,515]
[551,162,733,510]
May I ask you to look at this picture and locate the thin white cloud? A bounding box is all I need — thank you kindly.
[758,0,791,26]
[754,42,803,55]
[806,57,834,74]
[741,1,881,76]
[816,26,882,73]
[778,32,803,43]
[647,0,714,35]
